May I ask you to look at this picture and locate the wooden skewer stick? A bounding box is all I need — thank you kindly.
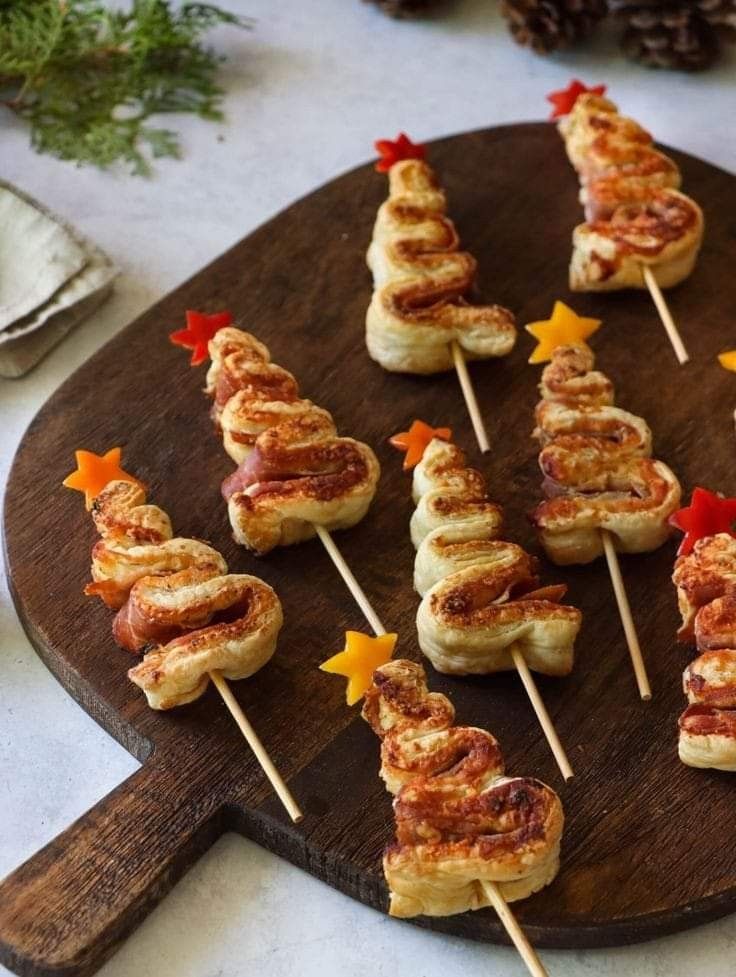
[314,524,387,636]
[209,669,303,824]
[642,265,689,366]
[510,646,573,781]
[481,881,550,977]
[600,529,651,700]
[451,340,490,454]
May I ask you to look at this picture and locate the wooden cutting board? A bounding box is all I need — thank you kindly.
[3,123,736,977]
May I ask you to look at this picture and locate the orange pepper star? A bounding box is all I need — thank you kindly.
[63,447,142,510]
[169,309,233,366]
[547,79,607,120]
[320,630,398,706]
[525,301,601,365]
[718,350,736,372]
[374,133,426,173]
[389,419,452,470]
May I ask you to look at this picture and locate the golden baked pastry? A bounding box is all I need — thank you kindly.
[532,345,681,565]
[362,659,563,917]
[85,479,283,709]
[206,325,380,554]
[410,438,581,675]
[673,535,736,770]
[366,158,516,373]
[558,93,703,292]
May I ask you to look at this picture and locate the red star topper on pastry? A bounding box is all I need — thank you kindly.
[170,309,233,366]
[669,487,736,556]
[374,133,426,173]
[547,79,607,120]
[390,419,452,470]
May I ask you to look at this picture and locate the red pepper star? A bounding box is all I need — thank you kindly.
[389,419,452,470]
[169,309,233,366]
[669,487,736,556]
[547,79,607,121]
[374,133,426,173]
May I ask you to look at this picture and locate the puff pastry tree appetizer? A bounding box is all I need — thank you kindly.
[671,489,736,771]
[530,330,681,698]
[363,659,561,976]
[391,420,581,779]
[64,448,301,821]
[367,133,517,451]
[550,80,703,364]
[172,310,386,638]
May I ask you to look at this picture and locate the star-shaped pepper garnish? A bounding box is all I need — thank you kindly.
[525,301,601,365]
[169,309,233,366]
[669,487,736,556]
[374,133,426,173]
[320,630,398,706]
[718,350,736,372]
[63,447,143,510]
[547,79,607,120]
[389,419,452,470]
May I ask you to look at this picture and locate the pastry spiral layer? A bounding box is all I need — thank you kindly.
[673,534,736,770]
[411,437,581,675]
[207,326,380,554]
[362,659,563,917]
[85,480,283,709]
[366,158,516,373]
[559,93,703,291]
[531,345,681,565]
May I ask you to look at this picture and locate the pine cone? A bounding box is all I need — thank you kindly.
[500,0,608,53]
[610,2,721,70]
[362,0,445,17]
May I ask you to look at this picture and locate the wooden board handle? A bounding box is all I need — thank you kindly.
[0,757,223,977]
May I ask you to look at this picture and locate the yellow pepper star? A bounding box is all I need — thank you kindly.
[525,300,602,365]
[320,630,398,706]
[718,350,736,372]
[389,419,452,470]
[63,446,142,510]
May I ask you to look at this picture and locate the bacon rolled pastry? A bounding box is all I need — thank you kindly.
[673,534,736,770]
[85,479,283,709]
[532,345,680,565]
[558,92,703,292]
[362,659,563,917]
[410,438,581,676]
[366,158,516,374]
[205,324,380,554]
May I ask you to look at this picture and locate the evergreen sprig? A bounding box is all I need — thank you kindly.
[0,0,249,175]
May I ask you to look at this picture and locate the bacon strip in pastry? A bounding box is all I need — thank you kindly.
[411,437,581,676]
[531,345,681,565]
[362,659,563,917]
[559,93,703,291]
[366,158,516,373]
[85,479,283,709]
[206,326,380,555]
[673,534,736,770]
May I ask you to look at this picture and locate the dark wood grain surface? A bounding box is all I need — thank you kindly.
[3,123,736,977]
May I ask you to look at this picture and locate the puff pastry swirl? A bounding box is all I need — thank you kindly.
[411,438,581,676]
[206,325,380,554]
[85,480,283,709]
[673,534,736,770]
[559,93,703,292]
[362,659,563,917]
[366,159,516,373]
[531,345,681,565]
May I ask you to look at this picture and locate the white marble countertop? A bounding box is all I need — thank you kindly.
[2,2,735,975]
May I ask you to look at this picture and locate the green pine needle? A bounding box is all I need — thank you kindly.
[0,0,250,175]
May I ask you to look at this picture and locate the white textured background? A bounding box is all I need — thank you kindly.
[2,2,735,975]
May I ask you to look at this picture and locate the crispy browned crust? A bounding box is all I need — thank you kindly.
[362,660,562,899]
[673,534,736,641]
[532,345,680,550]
